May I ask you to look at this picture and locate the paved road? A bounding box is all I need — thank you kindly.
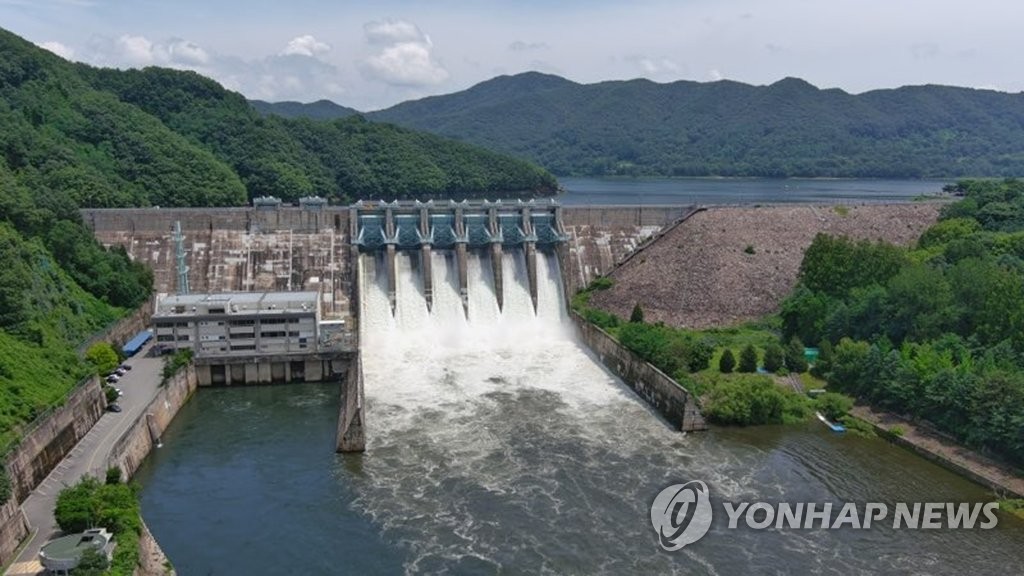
[5,343,165,576]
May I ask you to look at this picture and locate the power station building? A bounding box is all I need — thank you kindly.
[153,291,321,357]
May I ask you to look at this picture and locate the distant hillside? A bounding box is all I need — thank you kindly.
[251,99,359,121]
[362,72,1024,178]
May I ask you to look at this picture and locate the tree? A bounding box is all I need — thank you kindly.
[719,349,736,373]
[763,342,785,373]
[738,344,759,373]
[811,339,833,379]
[785,338,809,373]
[815,392,854,421]
[85,342,119,376]
[74,548,109,576]
[630,303,645,323]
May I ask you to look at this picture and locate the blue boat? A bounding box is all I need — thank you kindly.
[815,411,846,433]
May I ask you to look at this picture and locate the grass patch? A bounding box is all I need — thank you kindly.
[999,499,1024,520]
[833,205,850,216]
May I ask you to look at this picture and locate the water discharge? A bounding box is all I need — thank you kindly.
[137,246,1024,575]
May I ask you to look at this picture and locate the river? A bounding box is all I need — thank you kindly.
[556,177,949,205]
[135,246,1024,575]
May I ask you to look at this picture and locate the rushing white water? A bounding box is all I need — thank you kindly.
[357,248,709,573]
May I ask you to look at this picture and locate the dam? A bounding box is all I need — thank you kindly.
[79,199,1024,574]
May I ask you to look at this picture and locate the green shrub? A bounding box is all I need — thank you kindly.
[744,244,756,254]
[888,425,905,437]
[590,277,614,290]
[719,349,736,373]
[161,348,193,385]
[630,303,645,323]
[106,466,123,485]
[785,337,810,373]
[85,342,120,376]
[738,344,759,373]
[703,375,811,425]
[54,477,142,575]
[763,342,785,373]
[815,392,854,421]
[104,385,120,405]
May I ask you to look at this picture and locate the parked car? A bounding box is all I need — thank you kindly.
[114,368,127,376]
[119,363,132,371]
[113,387,124,397]
[107,404,122,413]
[105,374,120,383]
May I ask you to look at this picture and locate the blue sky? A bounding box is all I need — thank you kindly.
[2,0,1020,110]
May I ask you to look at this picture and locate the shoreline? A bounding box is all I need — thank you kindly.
[850,405,1024,499]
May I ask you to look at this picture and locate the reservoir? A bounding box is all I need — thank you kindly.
[134,247,1024,574]
[557,177,948,205]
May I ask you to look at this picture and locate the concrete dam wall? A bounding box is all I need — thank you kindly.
[82,204,693,322]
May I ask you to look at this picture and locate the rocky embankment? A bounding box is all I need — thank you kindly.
[590,203,941,328]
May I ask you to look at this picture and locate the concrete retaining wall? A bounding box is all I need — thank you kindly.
[107,365,198,479]
[4,379,106,504]
[0,498,29,570]
[79,296,156,355]
[570,312,706,432]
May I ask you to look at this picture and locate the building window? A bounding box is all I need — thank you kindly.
[209,307,225,314]
[157,335,174,342]
[177,335,190,341]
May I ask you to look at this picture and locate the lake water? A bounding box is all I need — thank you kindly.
[556,177,949,205]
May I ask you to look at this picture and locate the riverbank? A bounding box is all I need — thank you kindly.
[851,405,1024,499]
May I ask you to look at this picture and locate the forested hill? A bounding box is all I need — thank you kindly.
[251,99,360,121]
[355,72,1024,178]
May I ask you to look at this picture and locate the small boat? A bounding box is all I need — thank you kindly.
[815,411,846,433]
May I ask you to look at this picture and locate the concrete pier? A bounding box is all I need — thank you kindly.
[420,208,433,311]
[336,353,366,453]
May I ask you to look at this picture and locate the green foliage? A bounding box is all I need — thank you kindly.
[86,342,119,376]
[703,375,812,426]
[161,349,193,385]
[888,425,906,438]
[84,66,556,202]
[738,344,759,373]
[75,547,109,575]
[54,477,141,576]
[365,72,1024,178]
[615,322,715,376]
[718,349,736,373]
[780,180,1024,466]
[589,277,614,291]
[744,244,756,255]
[629,303,644,323]
[763,342,785,373]
[785,338,809,373]
[106,466,122,485]
[570,284,621,331]
[810,339,833,378]
[104,385,119,405]
[814,392,854,421]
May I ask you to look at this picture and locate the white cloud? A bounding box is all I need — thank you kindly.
[281,35,331,57]
[164,38,210,66]
[360,19,448,87]
[116,34,155,65]
[509,41,548,52]
[363,19,426,45]
[38,41,75,60]
[624,55,681,77]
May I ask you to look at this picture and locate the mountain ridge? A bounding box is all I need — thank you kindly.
[253,72,1024,178]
